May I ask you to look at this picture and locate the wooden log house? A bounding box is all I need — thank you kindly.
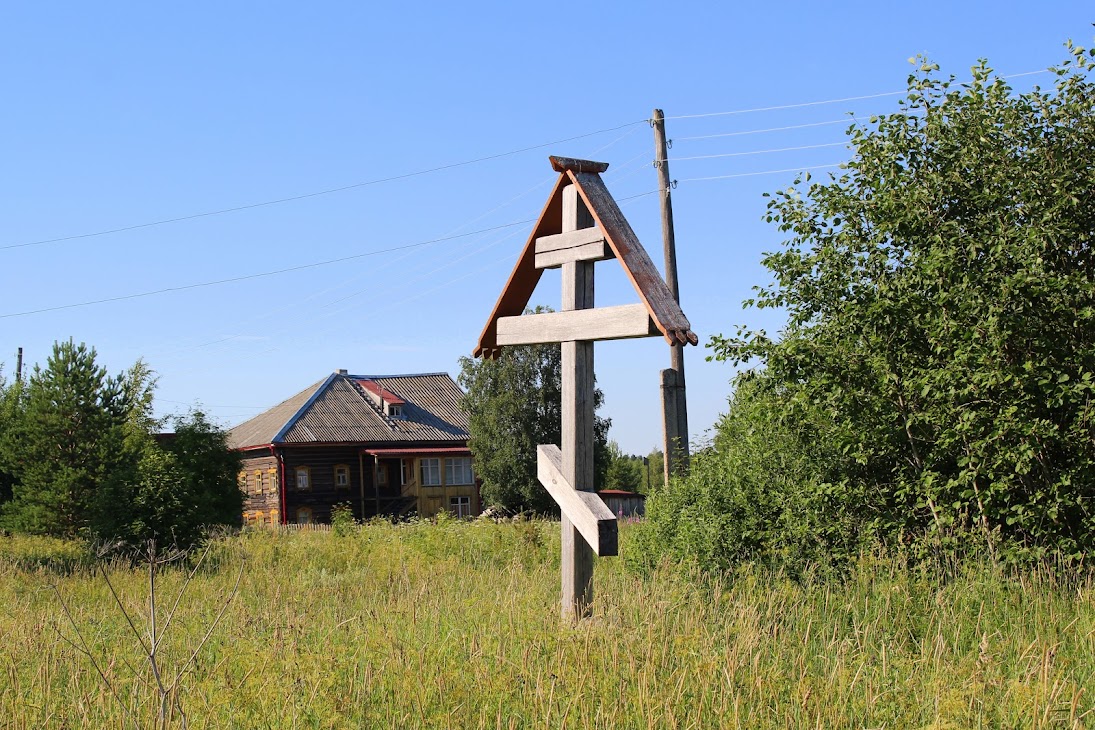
[227,370,479,525]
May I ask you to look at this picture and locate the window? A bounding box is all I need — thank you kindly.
[387,404,402,419]
[295,467,311,491]
[450,496,472,518]
[254,470,263,494]
[420,458,441,486]
[400,460,409,485]
[295,507,313,525]
[376,465,388,486]
[334,464,350,489]
[445,457,474,485]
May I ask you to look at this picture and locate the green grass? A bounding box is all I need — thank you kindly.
[2,520,1094,728]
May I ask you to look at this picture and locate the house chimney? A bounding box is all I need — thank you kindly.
[337,369,348,376]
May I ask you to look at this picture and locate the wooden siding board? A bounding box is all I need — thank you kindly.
[239,454,279,521]
[567,170,698,347]
[282,445,367,521]
[473,173,569,358]
[473,160,698,358]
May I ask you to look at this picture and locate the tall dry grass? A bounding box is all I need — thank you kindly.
[1,518,1093,728]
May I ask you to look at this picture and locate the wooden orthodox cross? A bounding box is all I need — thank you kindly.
[475,156,697,620]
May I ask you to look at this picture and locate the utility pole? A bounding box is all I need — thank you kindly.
[652,108,689,485]
[15,347,23,384]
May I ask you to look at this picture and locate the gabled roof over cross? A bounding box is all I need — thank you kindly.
[473,156,698,359]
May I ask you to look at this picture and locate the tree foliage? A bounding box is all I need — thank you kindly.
[1,341,134,537]
[458,318,611,513]
[162,410,244,533]
[631,374,856,575]
[0,368,21,506]
[0,342,243,549]
[645,44,1095,571]
[604,441,643,492]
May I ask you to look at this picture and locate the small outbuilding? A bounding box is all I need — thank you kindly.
[596,489,646,518]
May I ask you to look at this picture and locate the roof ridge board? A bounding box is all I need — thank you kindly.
[270,372,340,444]
[568,170,697,346]
[352,372,454,380]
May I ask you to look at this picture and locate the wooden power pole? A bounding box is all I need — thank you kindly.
[653,109,689,484]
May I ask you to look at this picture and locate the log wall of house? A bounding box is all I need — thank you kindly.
[239,453,280,526]
[280,446,374,525]
[239,447,480,526]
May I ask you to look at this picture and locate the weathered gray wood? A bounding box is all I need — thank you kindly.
[535,227,606,253]
[535,241,612,269]
[560,183,597,621]
[550,156,610,174]
[475,157,700,357]
[537,445,618,556]
[566,170,698,347]
[661,368,682,487]
[496,304,657,346]
[472,174,570,359]
[653,109,690,476]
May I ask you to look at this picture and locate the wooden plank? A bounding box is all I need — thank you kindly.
[661,368,681,487]
[496,304,657,345]
[549,156,610,174]
[535,227,605,253]
[567,170,699,347]
[538,445,618,557]
[535,241,612,269]
[472,174,569,358]
[560,183,597,621]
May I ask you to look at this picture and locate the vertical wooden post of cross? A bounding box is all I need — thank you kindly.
[560,183,597,621]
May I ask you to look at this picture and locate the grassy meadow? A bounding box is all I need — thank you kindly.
[2,519,1095,729]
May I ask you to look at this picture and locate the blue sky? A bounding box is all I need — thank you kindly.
[1,2,1091,455]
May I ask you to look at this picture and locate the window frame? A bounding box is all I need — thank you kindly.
[445,457,474,486]
[295,466,311,491]
[449,496,472,518]
[334,464,351,490]
[295,506,313,525]
[420,458,441,487]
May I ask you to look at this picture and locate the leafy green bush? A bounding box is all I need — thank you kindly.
[630,374,873,577]
[642,44,1095,573]
[331,502,357,536]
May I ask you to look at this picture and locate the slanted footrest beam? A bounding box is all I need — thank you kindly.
[537,444,618,557]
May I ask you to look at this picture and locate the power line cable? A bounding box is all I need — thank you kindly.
[674,117,870,142]
[1,119,648,252]
[0,186,662,321]
[3,67,1057,254]
[658,141,848,163]
[133,146,652,362]
[0,219,535,319]
[677,163,842,183]
[664,68,1052,121]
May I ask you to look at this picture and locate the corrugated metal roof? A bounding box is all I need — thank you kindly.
[357,379,405,405]
[226,376,329,450]
[228,371,469,450]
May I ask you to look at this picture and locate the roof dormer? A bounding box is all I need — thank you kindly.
[356,379,406,419]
